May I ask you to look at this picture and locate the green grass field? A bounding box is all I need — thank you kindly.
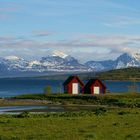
[0,93,139,140]
[0,108,139,140]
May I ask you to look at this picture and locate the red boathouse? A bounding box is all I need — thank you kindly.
[63,76,84,94]
[84,79,106,94]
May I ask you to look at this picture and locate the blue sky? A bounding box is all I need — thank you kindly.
[0,0,140,62]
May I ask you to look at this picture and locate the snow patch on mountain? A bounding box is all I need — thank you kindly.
[85,61,105,71]
[52,50,68,58]
[116,61,125,69]
[28,60,41,67]
[130,53,140,61]
[5,56,22,61]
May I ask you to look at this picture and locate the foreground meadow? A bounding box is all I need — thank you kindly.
[0,93,139,140]
[0,108,140,140]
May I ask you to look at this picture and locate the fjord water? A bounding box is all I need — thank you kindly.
[0,78,140,97]
[0,78,63,97]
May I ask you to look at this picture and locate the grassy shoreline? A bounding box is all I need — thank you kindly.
[0,93,139,108]
[0,93,139,105]
[12,93,140,108]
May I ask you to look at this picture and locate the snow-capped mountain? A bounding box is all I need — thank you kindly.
[0,52,92,77]
[85,60,114,71]
[39,54,90,71]
[3,56,29,71]
[114,53,140,69]
[85,53,140,71]
[0,52,140,77]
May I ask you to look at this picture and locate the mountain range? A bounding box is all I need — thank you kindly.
[85,53,140,71]
[0,51,140,77]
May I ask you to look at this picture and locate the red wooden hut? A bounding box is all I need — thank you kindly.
[84,79,106,94]
[63,76,84,94]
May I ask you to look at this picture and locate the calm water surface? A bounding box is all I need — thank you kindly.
[0,78,140,97]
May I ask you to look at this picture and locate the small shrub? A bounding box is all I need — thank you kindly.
[112,122,119,126]
[94,107,107,115]
[125,134,133,139]
[125,123,129,126]
[44,85,52,95]
[118,111,129,115]
[78,128,86,133]
[11,136,20,140]
[85,133,96,139]
[17,111,31,118]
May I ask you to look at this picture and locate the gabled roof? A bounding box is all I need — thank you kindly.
[85,79,106,89]
[63,76,84,86]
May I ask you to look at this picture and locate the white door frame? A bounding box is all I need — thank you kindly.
[72,83,79,94]
[94,87,100,94]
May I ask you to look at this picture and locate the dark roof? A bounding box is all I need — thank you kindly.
[63,76,84,86]
[85,79,106,89]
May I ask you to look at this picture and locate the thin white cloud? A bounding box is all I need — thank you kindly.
[32,30,54,37]
[103,16,140,27]
[0,34,140,62]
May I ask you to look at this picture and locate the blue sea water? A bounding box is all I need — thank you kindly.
[0,78,139,97]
